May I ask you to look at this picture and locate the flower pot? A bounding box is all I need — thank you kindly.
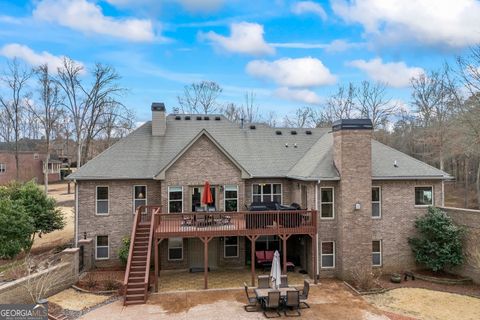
[390,274,402,283]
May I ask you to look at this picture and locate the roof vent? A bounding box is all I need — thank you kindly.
[175,115,181,120]
[275,130,282,135]
[285,143,288,148]
[185,116,191,120]
[214,116,221,121]
[394,160,399,168]
[204,116,210,120]
[291,130,297,135]
[196,116,202,120]
[250,125,256,130]
[294,143,297,148]
[306,130,312,135]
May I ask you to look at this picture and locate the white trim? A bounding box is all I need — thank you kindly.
[95,186,109,215]
[95,235,109,260]
[320,241,335,269]
[441,180,445,207]
[372,186,382,219]
[315,182,319,276]
[168,237,183,261]
[223,236,239,258]
[168,186,184,213]
[414,185,434,207]
[74,181,78,247]
[224,185,239,212]
[133,185,148,214]
[320,187,335,219]
[372,240,382,267]
[251,183,283,204]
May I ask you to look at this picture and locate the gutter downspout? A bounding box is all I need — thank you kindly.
[74,180,79,247]
[315,180,320,277]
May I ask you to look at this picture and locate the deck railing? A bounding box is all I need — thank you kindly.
[155,210,317,237]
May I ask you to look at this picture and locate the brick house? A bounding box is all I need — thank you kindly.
[0,151,62,185]
[69,103,450,304]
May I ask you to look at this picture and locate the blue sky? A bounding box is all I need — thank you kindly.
[1,0,479,122]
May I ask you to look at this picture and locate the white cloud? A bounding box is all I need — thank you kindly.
[246,57,336,88]
[291,1,327,20]
[271,39,364,52]
[33,0,156,42]
[275,87,321,104]
[0,43,83,72]
[332,0,480,48]
[177,0,224,13]
[347,58,424,88]
[200,22,274,56]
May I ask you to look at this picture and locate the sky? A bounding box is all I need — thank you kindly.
[1,0,480,123]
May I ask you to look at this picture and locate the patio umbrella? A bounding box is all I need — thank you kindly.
[202,181,213,206]
[270,250,281,289]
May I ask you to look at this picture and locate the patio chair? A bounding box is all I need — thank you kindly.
[243,282,259,312]
[258,275,270,289]
[207,206,216,212]
[280,275,288,288]
[298,280,310,309]
[284,290,301,317]
[196,213,207,226]
[195,206,205,212]
[262,290,281,318]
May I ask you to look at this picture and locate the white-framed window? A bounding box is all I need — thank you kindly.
[0,163,5,173]
[224,185,238,212]
[372,240,382,266]
[321,241,335,268]
[224,236,239,258]
[33,153,39,160]
[252,183,282,203]
[320,187,334,219]
[415,186,433,206]
[96,186,109,215]
[95,235,109,260]
[168,186,183,213]
[372,186,381,218]
[168,237,183,260]
[133,185,147,213]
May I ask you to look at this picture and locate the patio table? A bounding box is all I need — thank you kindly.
[254,287,296,300]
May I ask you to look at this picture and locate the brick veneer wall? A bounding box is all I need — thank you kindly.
[441,206,480,283]
[0,152,53,185]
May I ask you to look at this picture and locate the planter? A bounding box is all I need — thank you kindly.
[413,272,472,285]
[390,274,402,283]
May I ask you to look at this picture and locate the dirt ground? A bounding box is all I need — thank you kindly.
[31,182,74,253]
[366,287,480,320]
[49,288,111,311]
[80,280,406,320]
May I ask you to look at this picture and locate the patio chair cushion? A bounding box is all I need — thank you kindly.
[265,251,274,261]
[256,251,265,262]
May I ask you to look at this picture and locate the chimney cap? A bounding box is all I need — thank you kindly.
[332,119,373,131]
[151,102,166,112]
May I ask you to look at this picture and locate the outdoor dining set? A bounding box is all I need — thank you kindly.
[244,275,310,318]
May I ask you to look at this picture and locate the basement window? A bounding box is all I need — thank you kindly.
[96,235,109,260]
[321,241,335,268]
[415,186,433,206]
[168,238,183,261]
[372,240,382,266]
[224,236,239,258]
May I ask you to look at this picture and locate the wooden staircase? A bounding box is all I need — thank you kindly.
[123,206,159,305]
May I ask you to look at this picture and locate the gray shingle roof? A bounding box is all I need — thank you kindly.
[68,115,450,181]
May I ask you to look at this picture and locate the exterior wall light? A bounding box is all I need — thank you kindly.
[354,202,361,210]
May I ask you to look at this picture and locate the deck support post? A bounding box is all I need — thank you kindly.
[154,238,163,292]
[200,236,213,289]
[247,235,259,286]
[310,233,318,284]
[279,234,291,274]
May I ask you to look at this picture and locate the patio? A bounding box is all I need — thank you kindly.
[157,267,311,292]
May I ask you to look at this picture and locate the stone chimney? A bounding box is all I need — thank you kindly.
[151,102,166,136]
[332,119,373,279]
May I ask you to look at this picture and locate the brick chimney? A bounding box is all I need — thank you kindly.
[332,119,373,279]
[151,102,166,136]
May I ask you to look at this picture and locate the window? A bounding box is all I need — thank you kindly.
[256,235,280,251]
[321,241,335,268]
[372,187,381,218]
[372,240,382,266]
[0,163,5,173]
[133,185,147,213]
[224,236,239,258]
[168,186,183,213]
[252,183,282,203]
[320,187,334,219]
[415,186,433,206]
[224,185,238,212]
[168,237,183,260]
[96,186,109,215]
[96,235,109,259]
[33,153,39,160]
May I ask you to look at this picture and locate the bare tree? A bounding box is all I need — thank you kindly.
[0,58,32,180]
[283,107,314,128]
[356,81,398,130]
[26,64,63,193]
[242,91,260,123]
[325,82,357,120]
[177,80,222,114]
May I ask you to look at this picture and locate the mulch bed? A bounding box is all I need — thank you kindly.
[75,270,125,294]
[414,269,465,280]
[379,274,480,297]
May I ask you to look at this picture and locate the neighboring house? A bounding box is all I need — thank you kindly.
[69,103,450,304]
[0,151,63,185]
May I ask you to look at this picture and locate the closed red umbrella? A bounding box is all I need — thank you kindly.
[202,181,213,205]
